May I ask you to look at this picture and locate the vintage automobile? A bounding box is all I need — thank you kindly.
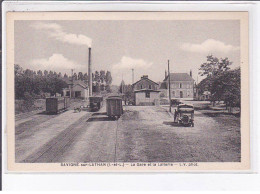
[89,96,103,112]
[175,104,194,127]
[171,99,182,106]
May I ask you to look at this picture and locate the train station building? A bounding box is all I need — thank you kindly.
[132,75,160,106]
[159,72,195,100]
[63,80,89,99]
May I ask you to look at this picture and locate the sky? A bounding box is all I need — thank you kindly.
[15,20,240,85]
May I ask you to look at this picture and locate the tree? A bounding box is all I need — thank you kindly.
[100,70,106,83]
[212,68,241,111]
[64,73,68,78]
[105,85,112,93]
[53,71,58,78]
[124,84,134,102]
[119,83,134,104]
[44,70,48,77]
[119,80,125,94]
[199,55,231,77]
[83,73,88,81]
[14,64,23,76]
[15,66,69,99]
[24,69,34,77]
[78,72,84,80]
[198,55,234,105]
[94,71,100,82]
[73,72,78,80]
[93,82,100,93]
[37,70,43,76]
[49,70,54,78]
[105,71,112,85]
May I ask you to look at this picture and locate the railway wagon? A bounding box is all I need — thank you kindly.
[46,97,70,114]
[106,96,123,119]
[89,96,103,112]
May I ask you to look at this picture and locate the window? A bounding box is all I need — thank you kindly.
[180,91,183,98]
[149,85,152,89]
[172,91,175,97]
[141,85,143,89]
[180,83,182,88]
[146,91,150,98]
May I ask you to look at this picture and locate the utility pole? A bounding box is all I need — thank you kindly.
[131,68,134,84]
[122,73,124,94]
[168,60,171,113]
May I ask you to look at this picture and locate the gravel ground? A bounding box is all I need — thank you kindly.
[15,103,240,163]
[116,106,240,162]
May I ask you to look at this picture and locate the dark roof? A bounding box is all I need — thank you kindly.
[63,78,72,85]
[74,80,88,89]
[164,73,194,82]
[63,79,88,89]
[132,77,159,86]
[159,82,167,89]
[134,89,160,93]
[75,83,88,89]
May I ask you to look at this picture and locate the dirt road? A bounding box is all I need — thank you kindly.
[117,106,240,162]
[15,104,240,163]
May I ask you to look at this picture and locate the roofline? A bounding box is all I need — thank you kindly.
[75,83,88,89]
[163,75,195,82]
[134,89,160,93]
[132,77,159,86]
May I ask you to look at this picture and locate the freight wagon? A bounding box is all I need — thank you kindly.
[46,97,70,114]
[106,96,123,119]
[89,96,103,112]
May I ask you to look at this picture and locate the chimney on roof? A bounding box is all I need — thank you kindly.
[190,69,192,78]
[141,75,148,79]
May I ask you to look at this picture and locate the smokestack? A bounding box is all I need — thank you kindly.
[190,69,192,78]
[88,47,92,96]
[131,68,134,84]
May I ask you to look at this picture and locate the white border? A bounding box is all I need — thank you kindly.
[2,1,259,190]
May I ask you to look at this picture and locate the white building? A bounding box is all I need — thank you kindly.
[63,80,89,99]
[159,72,195,100]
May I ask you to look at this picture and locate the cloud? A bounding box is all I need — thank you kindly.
[31,22,92,47]
[180,39,239,54]
[112,56,153,70]
[31,53,80,70]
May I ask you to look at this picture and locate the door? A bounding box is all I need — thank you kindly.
[75,91,81,98]
[180,91,183,98]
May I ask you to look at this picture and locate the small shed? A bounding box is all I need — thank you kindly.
[134,89,160,106]
[63,82,89,99]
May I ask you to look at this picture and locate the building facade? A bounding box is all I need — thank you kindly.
[159,72,195,100]
[63,80,89,99]
[132,75,159,106]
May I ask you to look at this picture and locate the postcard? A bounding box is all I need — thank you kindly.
[5,11,249,172]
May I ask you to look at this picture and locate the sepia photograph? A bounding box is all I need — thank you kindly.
[6,12,250,172]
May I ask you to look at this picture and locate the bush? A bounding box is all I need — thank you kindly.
[23,92,36,111]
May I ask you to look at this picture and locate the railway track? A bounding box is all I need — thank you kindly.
[22,113,93,163]
[15,110,43,121]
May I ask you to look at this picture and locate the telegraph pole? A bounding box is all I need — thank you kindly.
[168,60,171,113]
